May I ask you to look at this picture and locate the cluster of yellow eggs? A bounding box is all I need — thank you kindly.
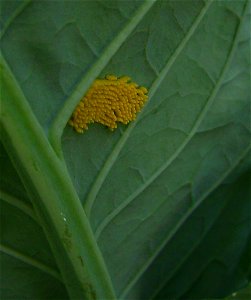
[68,75,148,133]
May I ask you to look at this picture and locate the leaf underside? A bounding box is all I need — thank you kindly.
[0,0,250,299]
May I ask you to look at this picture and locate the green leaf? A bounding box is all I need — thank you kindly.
[0,0,250,299]
[224,283,251,300]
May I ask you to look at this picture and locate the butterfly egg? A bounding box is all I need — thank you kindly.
[68,75,148,133]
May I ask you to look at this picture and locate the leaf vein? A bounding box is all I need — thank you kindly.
[0,189,38,223]
[0,0,32,40]
[84,0,213,218]
[0,243,62,281]
[94,0,245,239]
[48,0,156,158]
[120,143,251,298]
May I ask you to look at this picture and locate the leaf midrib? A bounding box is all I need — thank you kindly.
[0,54,116,299]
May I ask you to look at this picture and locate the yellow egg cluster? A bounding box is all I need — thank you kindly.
[68,75,148,133]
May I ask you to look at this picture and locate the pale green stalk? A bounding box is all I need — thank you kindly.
[0,54,116,300]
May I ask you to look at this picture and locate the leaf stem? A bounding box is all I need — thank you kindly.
[0,243,62,281]
[48,0,156,158]
[0,55,116,299]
